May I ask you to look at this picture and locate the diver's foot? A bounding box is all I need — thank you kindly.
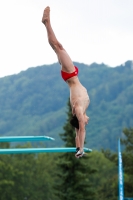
[42,6,50,25]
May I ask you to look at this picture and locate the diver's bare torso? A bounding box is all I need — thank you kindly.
[66,76,90,114]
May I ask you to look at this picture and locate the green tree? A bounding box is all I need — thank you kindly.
[89,150,118,200]
[101,128,133,199]
[0,142,57,200]
[0,142,15,200]
[54,100,96,200]
[11,144,57,200]
[121,128,133,197]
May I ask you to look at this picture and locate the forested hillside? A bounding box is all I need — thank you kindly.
[0,61,133,151]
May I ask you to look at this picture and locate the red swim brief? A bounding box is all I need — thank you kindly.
[61,66,78,81]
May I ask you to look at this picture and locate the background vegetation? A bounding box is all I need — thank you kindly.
[0,60,133,151]
[0,60,133,199]
[0,104,132,200]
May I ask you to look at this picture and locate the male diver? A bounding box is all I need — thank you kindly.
[42,7,90,158]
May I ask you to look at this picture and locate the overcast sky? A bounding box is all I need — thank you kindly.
[0,0,133,77]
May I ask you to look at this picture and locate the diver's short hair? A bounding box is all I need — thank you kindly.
[70,115,79,129]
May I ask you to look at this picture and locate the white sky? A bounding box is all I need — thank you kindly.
[0,0,133,77]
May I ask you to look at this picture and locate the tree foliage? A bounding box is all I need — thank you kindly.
[0,142,57,200]
[0,61,133,150]
[121,128,133,197]
[101,127,133,198]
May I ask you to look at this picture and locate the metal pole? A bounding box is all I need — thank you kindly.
[118,138,124,200]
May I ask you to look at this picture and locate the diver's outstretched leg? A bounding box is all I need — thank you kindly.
[42,6,75,73]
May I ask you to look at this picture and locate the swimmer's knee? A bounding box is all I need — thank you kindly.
[49,40,64,52]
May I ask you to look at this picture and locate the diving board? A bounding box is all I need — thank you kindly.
[0,136,55,142]
[0,147,92,154]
